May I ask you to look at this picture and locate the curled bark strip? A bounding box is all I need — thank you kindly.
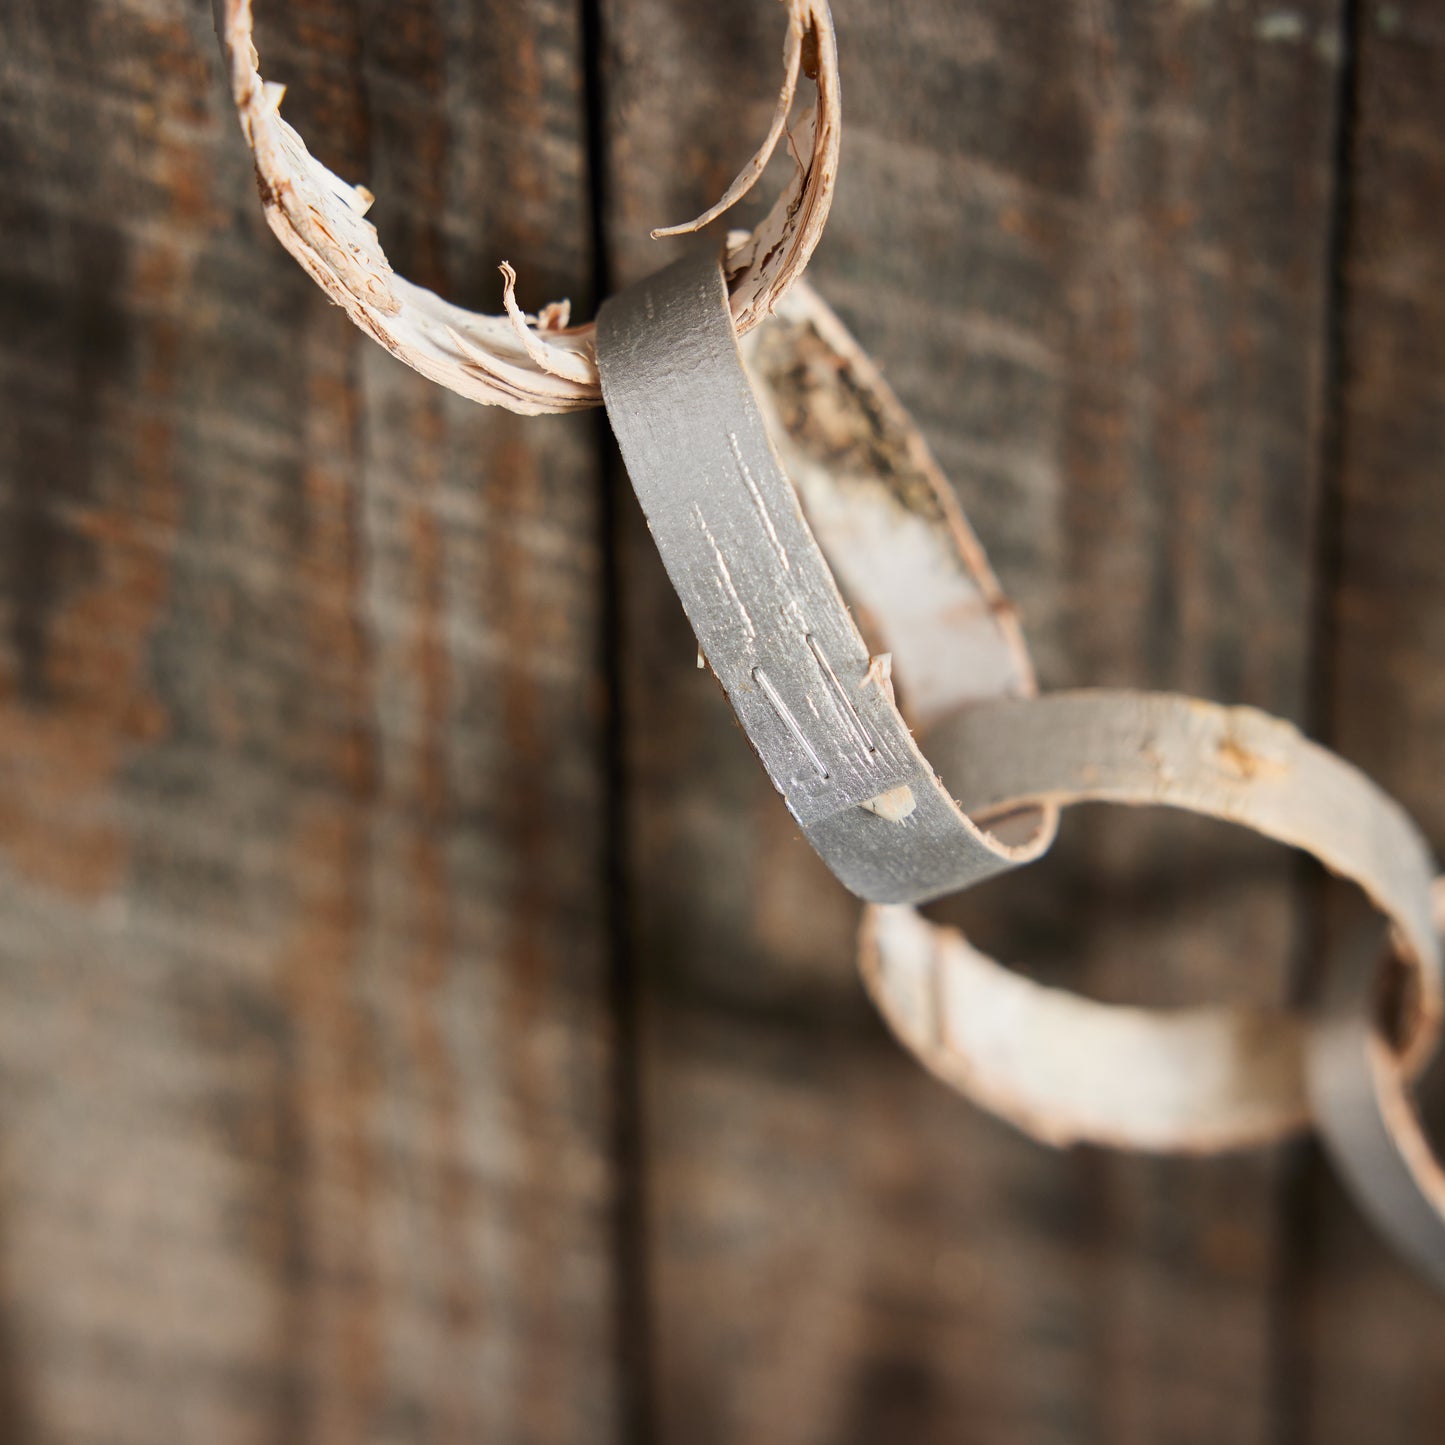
[597,247,1056,906]
[1309,903,1445,1289]
[862,906,1314,1151]
[859,692,1442,1152]
[213,0,840,414]
[650,12,806,241]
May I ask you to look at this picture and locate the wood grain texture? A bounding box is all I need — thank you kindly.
[3,0,1444,1440]
[0,2,617,1441]
[600,2,1352,1440]
[1291,2,1445,1437]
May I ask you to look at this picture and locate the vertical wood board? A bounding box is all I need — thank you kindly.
[0,2,618,1441]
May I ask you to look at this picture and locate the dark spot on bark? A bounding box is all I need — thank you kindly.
[753,317,947,522]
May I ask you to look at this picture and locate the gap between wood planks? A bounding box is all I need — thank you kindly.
[1273,0,1365,1439]
[580,1,659,1440]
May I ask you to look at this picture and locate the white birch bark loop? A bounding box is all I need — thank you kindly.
[214,0,841,414]
[734,278,1445,1156]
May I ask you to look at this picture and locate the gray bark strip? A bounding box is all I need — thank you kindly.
[596,245,1054,902]
[1310,895,1445,1292]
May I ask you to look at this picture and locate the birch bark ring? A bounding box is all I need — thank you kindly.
[860,691,1443,1151]
[596,243,1055,907]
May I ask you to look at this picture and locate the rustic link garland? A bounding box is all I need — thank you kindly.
[597,243,1445,1282]
[215,6,1445,1288]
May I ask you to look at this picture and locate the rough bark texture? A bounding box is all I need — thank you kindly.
[215,0,840,411]
[0,1,1442,1443]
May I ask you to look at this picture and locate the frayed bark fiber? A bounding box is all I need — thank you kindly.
[215,0,840,414]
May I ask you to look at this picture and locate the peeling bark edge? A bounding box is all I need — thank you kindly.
[212,0,841,414]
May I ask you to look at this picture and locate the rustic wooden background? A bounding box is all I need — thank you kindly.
[0,0,1441,1440]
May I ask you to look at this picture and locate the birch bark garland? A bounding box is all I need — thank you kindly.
[214,0,840,414]
[740,284,1445,1154]
[210,0,1445,1282]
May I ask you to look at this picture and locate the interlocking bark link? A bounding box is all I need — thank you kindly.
[602,246,1445,1191]
[596,245,1056,903]
[213,0,840,413]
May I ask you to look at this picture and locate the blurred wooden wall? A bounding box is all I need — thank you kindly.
[0,1,1441,1441]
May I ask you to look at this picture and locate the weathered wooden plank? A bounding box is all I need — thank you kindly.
[1291,3,1445,1437]
[599,2,1344,1439]
[0,2,617,1441]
